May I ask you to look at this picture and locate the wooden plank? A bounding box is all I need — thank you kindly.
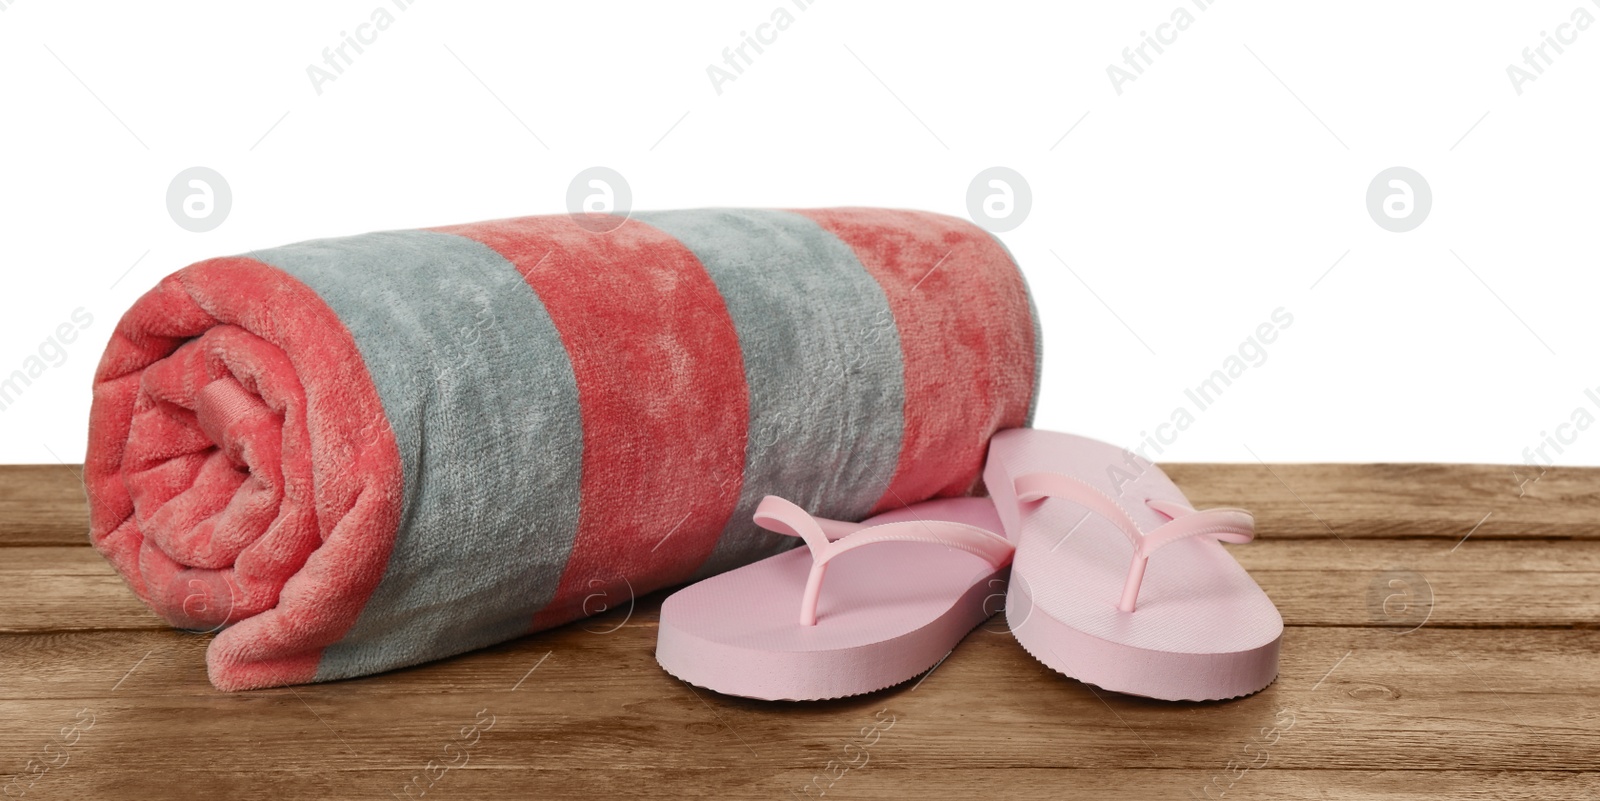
[0,465,88,547]
[0,625,1596,784]
[1236,538,1600,630]
[7,540,1596,633]
[0,548,165,633]
[5,462,1600,547]
[6,768,1598,801]
[2,765,1593,801]
[1165,462,1600,540]
[795,770,1600,801]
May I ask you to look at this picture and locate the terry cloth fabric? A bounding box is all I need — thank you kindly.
[85,208,1041,691]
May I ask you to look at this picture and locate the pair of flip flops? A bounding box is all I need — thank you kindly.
[656,430,1282,702]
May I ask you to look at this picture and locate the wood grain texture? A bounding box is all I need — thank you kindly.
[1,464,1596,800]
[7,540,1599,633]
[1163,462,1600,540]
[0,465,87,547]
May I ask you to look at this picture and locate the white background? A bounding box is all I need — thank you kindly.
[1,1,1595,468]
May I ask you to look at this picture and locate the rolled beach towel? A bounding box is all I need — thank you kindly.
[86,208,1040,691]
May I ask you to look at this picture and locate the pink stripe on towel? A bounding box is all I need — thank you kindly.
[435,216,751,631]
[792,209,1038,512]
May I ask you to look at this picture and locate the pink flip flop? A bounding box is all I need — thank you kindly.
[984,429,1282,701]
[656,496,1013,701]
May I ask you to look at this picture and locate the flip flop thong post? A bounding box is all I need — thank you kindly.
[656,497,1012,701]
[985,429,1282,701]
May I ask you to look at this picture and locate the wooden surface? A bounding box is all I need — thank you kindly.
[1,462,1596,799]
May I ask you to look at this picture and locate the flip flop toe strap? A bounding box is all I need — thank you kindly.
[753,496,1014,627]
[1014,472,1255,613]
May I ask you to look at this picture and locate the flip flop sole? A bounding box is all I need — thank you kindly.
[658,565,1005,701]
[655,497,1009,701]
[1005,571,1280,701]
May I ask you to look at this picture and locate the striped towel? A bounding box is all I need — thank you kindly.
[86,208,1040,690]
